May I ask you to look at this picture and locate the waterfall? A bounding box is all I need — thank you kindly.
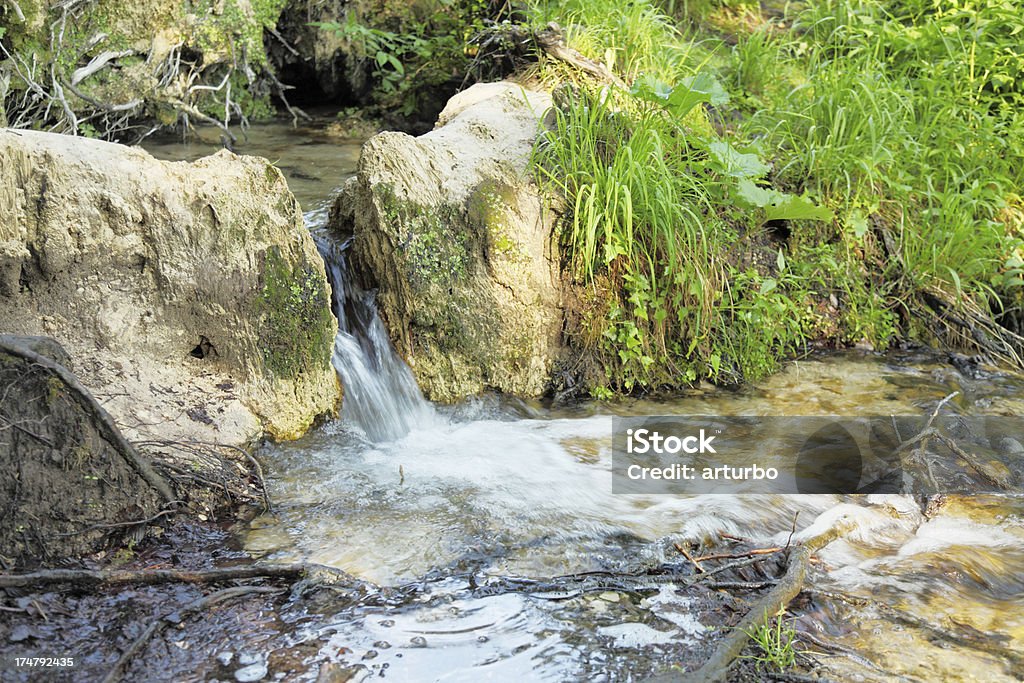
[314,231,436,442]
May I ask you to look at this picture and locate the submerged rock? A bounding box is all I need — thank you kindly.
[0,129,339,445]
[333,82,563,402]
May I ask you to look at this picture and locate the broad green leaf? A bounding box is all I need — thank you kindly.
[708,141,770,179]
[764,194,834,222]
[760,278,778,295]
[630,72,729,119]
[679,72,730,107]
[733,180,833,222]
[776,248,786,273]
[733,178,777,208]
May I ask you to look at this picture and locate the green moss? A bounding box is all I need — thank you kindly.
[375,185,472,290]
[467,181,524,260]
[258,247,335,379]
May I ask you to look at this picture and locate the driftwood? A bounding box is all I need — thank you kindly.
[646,522,853,683]
[533,23,629,89]
[0,562,350,589]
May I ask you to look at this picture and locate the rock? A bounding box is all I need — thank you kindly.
[0,129,339,446]
[333,82,563,402]
[234,662,268,682]
[8,625,33,643]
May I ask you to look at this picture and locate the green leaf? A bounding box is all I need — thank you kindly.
[760,278,778,295]
[763,194,834,222]
[776,248,786,273]
[846,208,870,238]
[630,71,729,119]
[708,141,770,179]
[680,72,730,107]
[733,178,777,208]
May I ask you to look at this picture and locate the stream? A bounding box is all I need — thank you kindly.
[146,124,1024,683]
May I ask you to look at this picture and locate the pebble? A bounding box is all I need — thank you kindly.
[234,662,267,682]
[8,625,32,642]
[216,651,234,666]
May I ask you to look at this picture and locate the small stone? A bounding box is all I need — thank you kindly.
[599,592,620,603]
[217,651,234,666]
[9,625,32,642]
[409,636,427,647]
[238,653,259,665]
[234,662,267,682]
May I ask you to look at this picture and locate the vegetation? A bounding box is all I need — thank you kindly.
[743,606,798,673]
[312,0,509,120]
[526,0,1024,394]
[0,0,290,140]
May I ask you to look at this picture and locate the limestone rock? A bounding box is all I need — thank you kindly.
[333,82,563,402]
[0,128,339,446]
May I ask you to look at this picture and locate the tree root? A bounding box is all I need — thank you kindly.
[100,585,281,683]
[646,522,854,683]
[0,340,175,504]
[0,562,352,589]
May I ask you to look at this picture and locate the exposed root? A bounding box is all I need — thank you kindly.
[139,438,272,513]
[0,340,175,505]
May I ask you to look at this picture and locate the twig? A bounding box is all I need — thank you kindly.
[704,580,775,590]
[784,512,799,551]
[674,542,703,573]
[101,586,279,683]
[694,547,782,563]
[267,26,300,57]
[53,507,179,538]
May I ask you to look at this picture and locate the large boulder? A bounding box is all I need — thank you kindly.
[0,128,339,446]
[332,82,563,402]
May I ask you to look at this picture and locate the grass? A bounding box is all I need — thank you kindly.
[743,607,798,672]
[524,0,1024,393]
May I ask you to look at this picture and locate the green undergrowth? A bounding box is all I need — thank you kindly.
[312,0,501,119]
[527,0,1024,395]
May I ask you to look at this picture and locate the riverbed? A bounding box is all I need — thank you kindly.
[142,123,1024,683]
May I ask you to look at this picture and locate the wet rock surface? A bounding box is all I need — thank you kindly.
[334,82,563,402]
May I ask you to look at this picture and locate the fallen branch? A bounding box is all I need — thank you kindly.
[0,562,349,589]
[101,585,279,683]
[647,522,854,683]
[533,23,628,89]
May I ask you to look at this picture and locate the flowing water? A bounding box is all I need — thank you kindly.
[147,126,1024,682]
